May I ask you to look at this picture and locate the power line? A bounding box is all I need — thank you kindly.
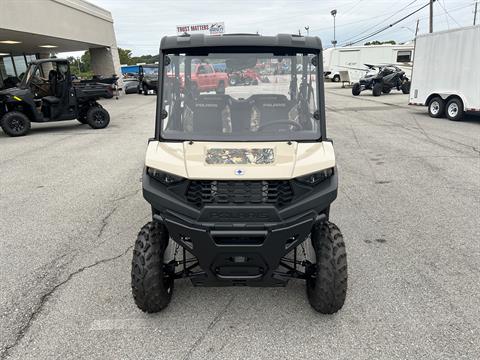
[341,0,419,44]
[437,0,462,27]
[341,0,364,16]
[341,0,433,46]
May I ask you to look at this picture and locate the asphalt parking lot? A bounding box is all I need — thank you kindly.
[1,82,479,359]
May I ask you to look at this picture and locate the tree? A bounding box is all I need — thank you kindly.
[81,51,91,71]
[118,48,134,65]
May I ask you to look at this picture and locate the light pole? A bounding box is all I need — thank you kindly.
[331,9,337,47]
[305,25,310,36]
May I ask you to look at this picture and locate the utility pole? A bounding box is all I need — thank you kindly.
[474,1,478,26]
[429,0,433,33]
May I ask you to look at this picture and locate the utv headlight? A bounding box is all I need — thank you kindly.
[295,167,334,185]
[147,167,185,185]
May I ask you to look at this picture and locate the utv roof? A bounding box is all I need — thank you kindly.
[160,34,323,52]
[30,58,68,64]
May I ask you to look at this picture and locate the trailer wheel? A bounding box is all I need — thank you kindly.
[1,111,31,137]
[306,221,347,314]
[428,97,445,118]
[445,97,464,121]
[372,82,382,97]
[86,106,110,129]
[131,222,174,313]
[352,83,361,96]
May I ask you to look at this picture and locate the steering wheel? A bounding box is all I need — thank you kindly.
[257,120,303,131]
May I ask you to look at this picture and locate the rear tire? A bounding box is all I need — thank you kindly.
[445,97,464,121]
[86,106,110,129]
[131,222,174,313]
[428,96,445,118]
[372,82,382,97]
[0,111,31,137]
[306,221,347,314]
[352,83,361,96]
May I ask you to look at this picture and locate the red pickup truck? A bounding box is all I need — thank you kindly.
[169,64,228,95]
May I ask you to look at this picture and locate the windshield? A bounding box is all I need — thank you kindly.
[143,67,158,75]
[161,52,320,141]
[20,64,37,88]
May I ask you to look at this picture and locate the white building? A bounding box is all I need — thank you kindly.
[0,0,122,88]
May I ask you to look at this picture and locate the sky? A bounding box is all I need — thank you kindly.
[65,0,478,57]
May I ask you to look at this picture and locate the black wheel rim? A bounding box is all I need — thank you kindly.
[8,117,26,133]
[93,111,106,126]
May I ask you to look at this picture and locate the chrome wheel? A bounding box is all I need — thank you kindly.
[430,101,440,115]
[447,102,459,118]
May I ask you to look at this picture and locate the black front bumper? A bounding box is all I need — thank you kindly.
[143,171,337,286]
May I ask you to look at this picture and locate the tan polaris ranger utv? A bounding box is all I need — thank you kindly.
[131,34,347,314]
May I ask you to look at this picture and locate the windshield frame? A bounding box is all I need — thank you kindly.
[19,63,37,89]
[155,46,325,143]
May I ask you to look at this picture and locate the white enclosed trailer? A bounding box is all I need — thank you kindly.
[323,44,414,83]
[409,25,480,121]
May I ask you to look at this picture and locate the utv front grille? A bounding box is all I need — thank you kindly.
[186,180,294,208]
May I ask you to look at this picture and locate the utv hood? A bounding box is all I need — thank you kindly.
[145,141,335,180]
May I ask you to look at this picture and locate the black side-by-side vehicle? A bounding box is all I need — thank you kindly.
[0,59,112,137]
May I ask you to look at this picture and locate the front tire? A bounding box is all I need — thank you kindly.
[131,222,174,313]
[401,81,411,94]
[428,96,445,118]
[352,83,361,96]
[86,106,110,129]
[306,221,347,314]
[445,97,464,121]
[332,75,340,83]
[143,83,149,96]
[372,82,382,97]
[0,111,31,137]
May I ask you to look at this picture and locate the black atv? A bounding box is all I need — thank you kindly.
[0,59,112,137]
[352,64,410,97]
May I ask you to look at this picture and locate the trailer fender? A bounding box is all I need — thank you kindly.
[424,92,467,108]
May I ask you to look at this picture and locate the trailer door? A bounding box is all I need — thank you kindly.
[338,50,360,69]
